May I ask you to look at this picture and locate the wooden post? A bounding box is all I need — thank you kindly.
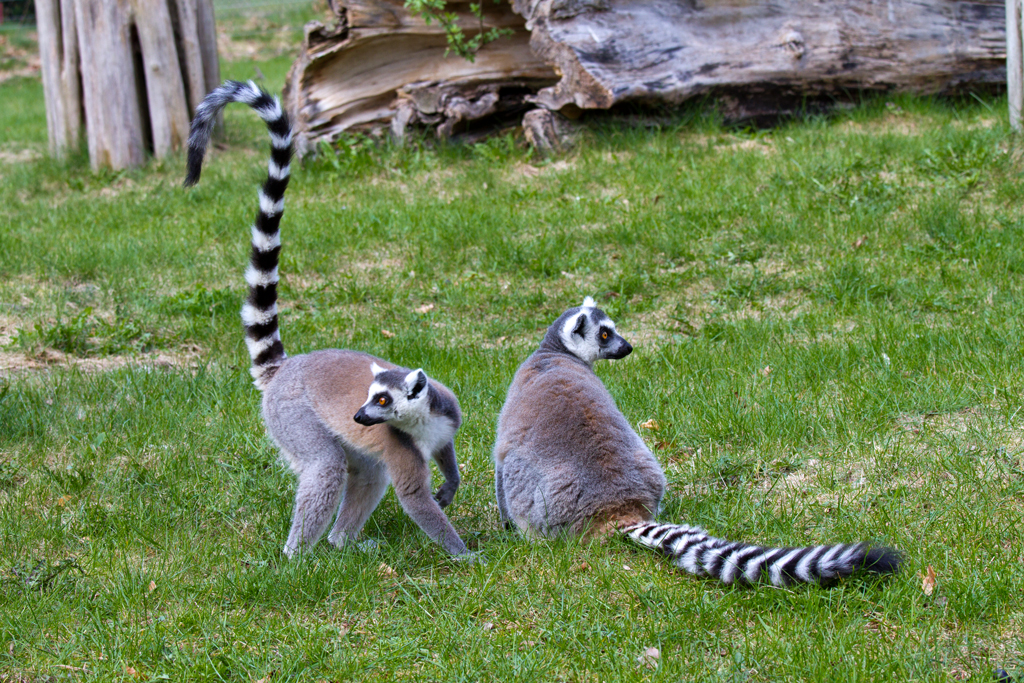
[195,0,223,134]
[36,0,82,157]
[195,0,221,96]
[36,0,221,170]
[131,0,192,158]
[1009,0,1023,131]
[74,0,146,170]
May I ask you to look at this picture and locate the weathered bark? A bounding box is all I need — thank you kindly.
[287,0,1007,150]
[515,0,1007,115]
[37,0,220,170]
[283,0,558,154]
[522,108,576,154]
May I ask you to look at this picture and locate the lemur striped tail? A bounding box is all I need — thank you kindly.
[183,80,293,389]
[623,522,901,587]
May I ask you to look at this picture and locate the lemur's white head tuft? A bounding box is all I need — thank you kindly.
[370,361,386,377]
[582,296,596,309]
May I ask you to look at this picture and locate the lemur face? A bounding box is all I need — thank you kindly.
[559,296,633,364]
[354,363,429,426]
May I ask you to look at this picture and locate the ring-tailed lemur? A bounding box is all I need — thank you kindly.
[184,81,469,558]
[493,297,901,586]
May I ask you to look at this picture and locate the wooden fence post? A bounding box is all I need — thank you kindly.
[1009,0,1023,132]
[36,0,82,157]
[37,0,221,170]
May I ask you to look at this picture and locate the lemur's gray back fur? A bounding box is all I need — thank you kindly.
[184,80,293,389]
[494,298,901,587]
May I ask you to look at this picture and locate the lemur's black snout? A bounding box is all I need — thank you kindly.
[353,408,385,426]
[607,338,632,359]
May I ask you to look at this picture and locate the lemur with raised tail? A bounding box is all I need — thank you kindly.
[184,81,469,558]
[493,297,901,586]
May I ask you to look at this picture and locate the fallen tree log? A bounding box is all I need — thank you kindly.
[284,0,1006,151]
[517,0,1006,117]
[283,0,558,155]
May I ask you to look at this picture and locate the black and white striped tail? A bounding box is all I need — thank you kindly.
[183,80,293,389]
[623,522,901,587]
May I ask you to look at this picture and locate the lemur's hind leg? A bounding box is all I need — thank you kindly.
[327,450,390,548]
[282,442,347,557]
[267,396,348,557]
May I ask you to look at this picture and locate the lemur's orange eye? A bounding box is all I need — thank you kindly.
[378,397,387,405]
[601,331,608,340]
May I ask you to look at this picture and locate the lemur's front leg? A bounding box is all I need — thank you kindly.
[431,440,460,508]
[389,446,468,555]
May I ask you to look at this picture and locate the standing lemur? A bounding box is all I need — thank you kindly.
[184,81,470,557]
[494,298,902,586]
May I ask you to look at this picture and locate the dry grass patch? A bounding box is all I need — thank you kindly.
[365,165,465,202]
[0,347,202,378]
[0,148,41,165]
[600,150,635,164]
[722,291,809,325]
[477,327,545,352]
[721,137,776,155]
[349,258,405,273]
[839,111,922,136]
[503,159,576,184]
[0,31,39,83]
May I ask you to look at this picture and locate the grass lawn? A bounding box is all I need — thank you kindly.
[2,16,1024,682]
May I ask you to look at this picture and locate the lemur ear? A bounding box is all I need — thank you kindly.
[582,296,596,308]
[572,313,587,338]
[370,362,386,377]
[405,369,428,399]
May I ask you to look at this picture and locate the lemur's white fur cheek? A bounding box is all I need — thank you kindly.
[559,312,601,364]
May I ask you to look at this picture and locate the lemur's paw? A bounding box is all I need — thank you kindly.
[433,484,457,508]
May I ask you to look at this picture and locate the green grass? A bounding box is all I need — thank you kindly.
[2,28,1024,680]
